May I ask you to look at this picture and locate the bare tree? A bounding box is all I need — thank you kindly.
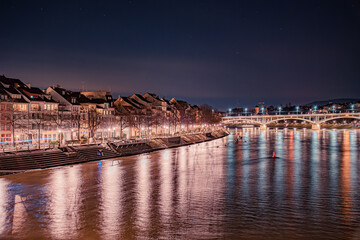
[87,109,102,143]
[151,111,163,136]
[49,109,70,145]
[3,107,28,147]
[71,111,82,141]
[31,112,53,149]
[199,104,221,124]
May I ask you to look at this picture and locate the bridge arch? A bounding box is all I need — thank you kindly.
[318,116,360,124]
[266,118,315,125]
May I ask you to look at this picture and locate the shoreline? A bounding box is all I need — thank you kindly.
[0,129,229,176]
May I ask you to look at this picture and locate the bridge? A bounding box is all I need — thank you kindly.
[221,113,360,130]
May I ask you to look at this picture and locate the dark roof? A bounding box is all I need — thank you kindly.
[78,94,91,103]
[89,98,106,104]
[0,88,8,95]
[144,92,162,102]
[134,94,151,103]
[121,97,142,109]
[11,97,28,103]
[28,87,44,94]
[0,76,27,88]
[53,87,84,105]
[43,97,57,103]
[4,86,21,95]
[128,97,145,108]
[18,87,45,100]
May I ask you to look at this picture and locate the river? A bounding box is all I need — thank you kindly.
[1,129,360,239]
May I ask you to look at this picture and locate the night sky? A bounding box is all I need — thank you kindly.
[1,0,360,109]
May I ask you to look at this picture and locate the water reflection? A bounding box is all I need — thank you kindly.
[0,179,8,236]
[0,130,359,239]
[48,166,82,239]
[136,154,151,236]
[100,161,123,240]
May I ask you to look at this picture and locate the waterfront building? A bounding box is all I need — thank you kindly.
[0,75,219,147]
[45,86,87,143]
[80,90,116,141]
[0,76,59,146]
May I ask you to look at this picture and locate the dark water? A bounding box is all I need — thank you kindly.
[1,129,360,240]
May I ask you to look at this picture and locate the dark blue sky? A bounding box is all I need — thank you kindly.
[1,0,360,109]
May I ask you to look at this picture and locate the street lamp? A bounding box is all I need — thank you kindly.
[296,106,299,114]
[351,104,354,112]
[278,106,281,115]
[245,108,248,116]
[314,105,317,113]
[261,107,264,115]
[332,105,335,113]
[228,108,232,116]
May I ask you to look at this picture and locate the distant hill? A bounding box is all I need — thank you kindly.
[305,98,360,106]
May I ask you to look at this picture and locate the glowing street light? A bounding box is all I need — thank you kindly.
[278,106,281,115]
[296,106,299,114]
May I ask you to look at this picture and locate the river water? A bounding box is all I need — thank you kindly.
[1,129,360,240]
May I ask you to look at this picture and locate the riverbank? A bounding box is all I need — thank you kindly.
[0,129,229,175]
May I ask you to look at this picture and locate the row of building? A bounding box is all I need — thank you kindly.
[0,75,220,146]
